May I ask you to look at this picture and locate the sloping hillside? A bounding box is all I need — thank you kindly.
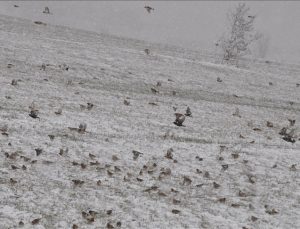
[0,15,299,229]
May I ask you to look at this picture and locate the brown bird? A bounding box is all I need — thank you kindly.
[174,113,185,126]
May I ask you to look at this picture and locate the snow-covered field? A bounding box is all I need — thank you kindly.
[0,15,299,229]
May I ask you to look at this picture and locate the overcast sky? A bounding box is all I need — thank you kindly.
[0,1,299,63]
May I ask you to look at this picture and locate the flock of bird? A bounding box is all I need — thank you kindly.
[12,5,154,15]
[2,4,298,228]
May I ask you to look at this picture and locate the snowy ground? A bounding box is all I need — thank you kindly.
[0,15,299,229]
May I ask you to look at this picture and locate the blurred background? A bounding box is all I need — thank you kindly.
[0,1,299,63]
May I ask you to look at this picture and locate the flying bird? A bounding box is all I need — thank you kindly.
[145,6,154,13]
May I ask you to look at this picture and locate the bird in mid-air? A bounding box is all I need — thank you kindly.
[144,6,154,13]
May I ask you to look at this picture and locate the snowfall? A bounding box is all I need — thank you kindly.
[0,15,299,229]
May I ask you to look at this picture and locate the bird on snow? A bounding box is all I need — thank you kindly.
[174,113,185,126]
[144,49,150,55]
[145,6,154,13]
[29,110,39,119]
[185,107,192,117]
[43,7,50,14]
[288,119,295,127]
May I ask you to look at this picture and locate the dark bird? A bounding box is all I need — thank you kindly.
[7,63,14,68]
[266,121,273,128]
[174,113,185,126]
[41,64,46,71]
[279,127,287,135]
[144,6,154,13]
[185,106,192,117]
[34,21,46,26]
[232,108,241,118]
[132,150,143,160]
[11,79,18,86]
[213,182,221,188]
[87,102,94,110]
[78,123,87,133]
[288,119,295,126]
[43,7,50,14]
[182,176,192,185]
[149,102,158,106]
[35,148,43,156]
[106,223,114,229]
[165,148,173,159]
[14,5,19,8]
[144,48,150,55]
[72,179,84,186]
[82,211,95,223]
[171,209,180,214]
[55,108,62,115]
[282,135,296,143]
[31,218,41,225]
[151,87,159,94]
[222,164,229,170]
[29,110,39,119]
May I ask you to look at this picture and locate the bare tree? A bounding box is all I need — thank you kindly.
[218,3,261,65]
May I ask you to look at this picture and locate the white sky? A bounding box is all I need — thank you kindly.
[0,1,299,63]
